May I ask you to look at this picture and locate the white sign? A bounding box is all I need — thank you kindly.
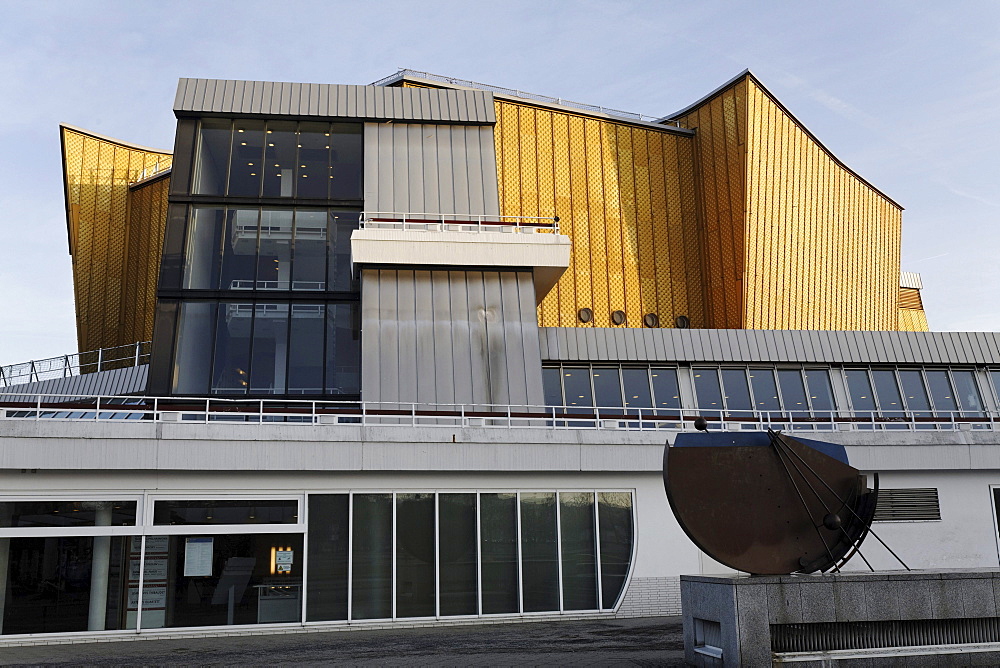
[130,535,170,553]
[184,536,214,576]
[127,585,168,610]
[275,549,294,565]
[129,556,169,581]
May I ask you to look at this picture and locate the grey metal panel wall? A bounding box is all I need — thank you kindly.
[538,328,1000,365]
[363,123,500,216]
[0,365,149,402]
[174,79,495,123]
[362,269,543,406]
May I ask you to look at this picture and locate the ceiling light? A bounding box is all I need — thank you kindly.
[238,129,245,133]
[241,142,247,146]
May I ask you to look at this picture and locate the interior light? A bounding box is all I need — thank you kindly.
[238,129,245,133]
[250,173,256,176]
[274,164,279,167]
[248,162,254,166]
[267,130,272,134]
[302,175,308,177]
[301,165,306,168]
[324,133,330,136]
[241,142,247,146]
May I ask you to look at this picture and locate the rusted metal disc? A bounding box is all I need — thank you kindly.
[664,431,875,575]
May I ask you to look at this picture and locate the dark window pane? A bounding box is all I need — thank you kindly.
[220,208,259,291]
[141,533,303,629]
[396,494,435,618]
[480,493,519,614]
[562,367,592,411]
[261,121,297,198]
[183,207,224,289]
[777,370,809,417]
[257,209,293,290]
[871,371,904,413]
[2,536,131,634]
[152,500,298,525]
[952,370,984,416]
[898,370,931,412]
[193,119,231,196]
[228,120,265,196]
[326,303,360,395]
[288,304,325,395]
[650,368,681,411]
[542,367,563,407]
[621,368,652,409]
[172,301,216,395]
[297,122,330,199]
[804,369,836,414]
[748,368,781,415]
[291,209,328,291]
[591,368,623,409]
[520,492,558,612]
[351,494,393,619]
[439,494,477,616]
[560,492,597,611]
[692,368,723,417]
[720,369,752,417]
[0,501,137,527]
[328,210,358,291]
[598,492,633,609]
[926,370,958,414]
[991,370,1000,404]
[249,303,289,394]
[306,494,349,622]
[329,123,363,200]
[211,302,252,394]
[846,370,876,412]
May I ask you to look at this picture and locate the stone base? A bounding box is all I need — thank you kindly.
[681,569,1000,667]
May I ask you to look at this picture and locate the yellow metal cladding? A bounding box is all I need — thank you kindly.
[61,126,172,352]
[672,80,747,329]
[897,287,928,331]
[494,100,704,329]
[120,174,171,346]
[676,74,903,330]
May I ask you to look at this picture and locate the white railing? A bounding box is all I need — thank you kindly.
[369,69,671,125]
[0,393,997,433]
[0,342,151,388]
[360,212,560,235]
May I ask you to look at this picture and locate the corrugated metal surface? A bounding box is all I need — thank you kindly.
[899,287,923,310]
[61,126,172,351]
[121,175,170,346]
[672,78,746,329]
[898,307,930,332]
[673,75,903,331]
[0,365,148,401]
[538,327,1000,365]
[362,269,543,406]
[493,99,704,330]
[363,123,500,216]
[900,271,923,290]
[174,79,495,124]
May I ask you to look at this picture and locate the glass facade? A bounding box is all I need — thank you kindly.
[1,490,633,637]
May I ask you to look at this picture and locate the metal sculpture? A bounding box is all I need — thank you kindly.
[663,429,901,575]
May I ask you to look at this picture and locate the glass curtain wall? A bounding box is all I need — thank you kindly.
[845,368,987,426]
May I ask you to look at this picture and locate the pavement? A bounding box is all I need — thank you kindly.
[0,616,686,666]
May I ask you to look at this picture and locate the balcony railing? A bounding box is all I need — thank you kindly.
[0,342,151,388]
[0,394,997,433]
[359,212,560,235]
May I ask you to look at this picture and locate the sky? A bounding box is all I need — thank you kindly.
[1,0,999,365]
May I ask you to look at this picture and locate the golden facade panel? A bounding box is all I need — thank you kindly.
[120,175,171,346]
[61,126,172,352]
[675,74,903,331]
[897,307,929,332]
[493,100,704,330]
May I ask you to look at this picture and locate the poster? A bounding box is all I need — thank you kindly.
[184,536,214,576]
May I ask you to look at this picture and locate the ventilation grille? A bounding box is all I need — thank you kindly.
[873,488,941,521]
[772,617,1000,653]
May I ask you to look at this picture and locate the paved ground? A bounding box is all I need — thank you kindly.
[1,616,686,667]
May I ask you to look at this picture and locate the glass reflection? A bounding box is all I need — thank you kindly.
[439,494,477,616]
[228,120,265,196]
[925,370,958,417]
[650,368,681,414]
[598,492,633,609]
[480,493,519,614]
[621,368,653,409]
[720,369,752,418]
[351,494,392,619]
[194,119,232,196]
[306,495,349,622]
[692,368,723,418]
[748,369,781,413]
[262,121,297,198]
[520,493,558,613]
[591,368,623,409]
[291,210,328,290]
[951,370,984,416]
[288,304,325,394]
[172,301,216,395]
[777,370,809,418]
[560,492,597,611]
[256,210,293,290]
[248,303,289,394]
[396,494,435,618]
[846,370,876,412]
[211,302,252,394]
[562,368,592,412]
[182,207,224,289]
[804,369,836,415]
[220,208,260,291]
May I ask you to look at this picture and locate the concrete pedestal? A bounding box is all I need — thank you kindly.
[681,569,1000,667]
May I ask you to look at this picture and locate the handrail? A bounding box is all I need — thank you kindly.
[359,211,560,235]
[0,342,151,388]
[0,393,997,433]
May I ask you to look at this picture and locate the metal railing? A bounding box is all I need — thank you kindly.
[360,212,560,235]
[369,69,671,125]
[1,393,997,433]
[0,342,151,388]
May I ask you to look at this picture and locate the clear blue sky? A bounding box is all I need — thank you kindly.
[2,0,998,364]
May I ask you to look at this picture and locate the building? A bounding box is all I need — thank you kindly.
[0,69,997,642]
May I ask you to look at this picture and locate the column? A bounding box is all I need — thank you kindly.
[88,502,113,631]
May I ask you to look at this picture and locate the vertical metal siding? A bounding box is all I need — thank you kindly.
[538,327,1000,365]
[173,79,495,123]
[363,123,501,217]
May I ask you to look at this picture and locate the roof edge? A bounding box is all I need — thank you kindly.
[59,123,172,155]
[660,71,903,211]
